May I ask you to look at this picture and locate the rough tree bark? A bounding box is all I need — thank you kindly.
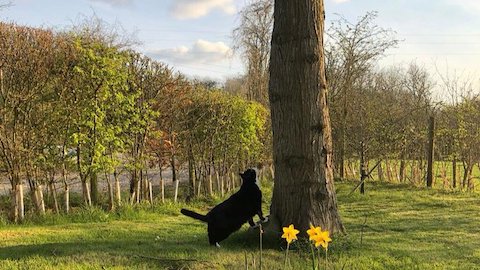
[268,0,345,233]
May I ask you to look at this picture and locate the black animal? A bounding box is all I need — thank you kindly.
[181,168,267,246]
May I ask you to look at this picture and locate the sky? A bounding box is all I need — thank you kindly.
[1,0,479,96]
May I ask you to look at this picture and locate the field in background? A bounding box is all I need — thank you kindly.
[344,159,480,191]
[1,180,479,269]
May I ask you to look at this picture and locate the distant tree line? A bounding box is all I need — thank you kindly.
[0,21,269,223]
[232,2,480,191]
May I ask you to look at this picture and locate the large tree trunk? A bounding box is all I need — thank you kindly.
[268,0,345,234]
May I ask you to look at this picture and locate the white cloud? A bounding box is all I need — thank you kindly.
[147,39,232,64]
[446,0,480,12]
[170,0,236,20]
[88,0,133,7]
[332,0,350,3]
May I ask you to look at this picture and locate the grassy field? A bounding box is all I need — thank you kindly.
[1,179,480,270]
[346,159,480,190]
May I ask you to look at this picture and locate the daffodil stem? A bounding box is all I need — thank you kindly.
[317,248,321,270]
[284,243,290,270]
[310,243,316,270]
[325,248,328,270]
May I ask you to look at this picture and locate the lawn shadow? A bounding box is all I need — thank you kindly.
[220,226,283,251]
[0,238,214,269]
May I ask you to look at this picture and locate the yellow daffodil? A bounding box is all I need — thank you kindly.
[307,224,332,270]
[312,230,332,249]
[307,224,332,249]
[281,224,300,244]
[307,224,322,241]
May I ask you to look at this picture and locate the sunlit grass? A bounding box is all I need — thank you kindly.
[0,180,479,269]
[348,159,480,192]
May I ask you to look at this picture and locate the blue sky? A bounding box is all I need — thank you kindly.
[1,0,479,94]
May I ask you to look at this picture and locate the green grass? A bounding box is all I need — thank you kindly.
[1,180,480,269]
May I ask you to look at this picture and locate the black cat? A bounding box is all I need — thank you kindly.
[181,168,267,247]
